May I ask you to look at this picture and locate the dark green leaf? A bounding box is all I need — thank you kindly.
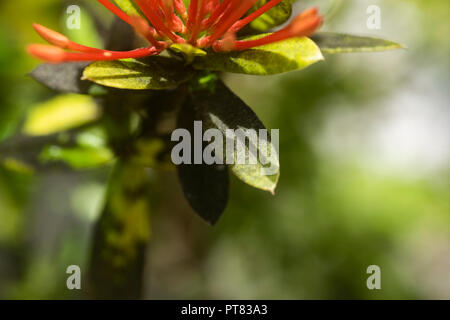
[176,98,229,225]
[190,79,280,193]
[194,34,323,75]
[178,162,229,225]
[83,57,191,90]
[30,62,93,94]
[311,32,405,54]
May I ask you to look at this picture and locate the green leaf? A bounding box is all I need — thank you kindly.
[170,43,207,57]
[249,0,293,32]
[39,145,113,169]
[1,158,34,175]
[170,43,207,63]
[39,125,114,169]
[194,34,323,75]
[113,0,144,18]
[178,162,229,225]
[311,32,405,54]
[23,94,100,136]
[83,57,191,90]
[176,98,229,225]
[0,125,113,171]
[191,79,280,193]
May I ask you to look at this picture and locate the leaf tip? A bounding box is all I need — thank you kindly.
[396,43,408,50]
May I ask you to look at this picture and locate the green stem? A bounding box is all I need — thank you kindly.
[87,160,153,299]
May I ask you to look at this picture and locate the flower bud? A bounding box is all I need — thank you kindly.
[33,24,70,48]
[27,44,66,63]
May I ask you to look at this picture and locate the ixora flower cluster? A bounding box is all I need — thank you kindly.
[24,0,401,224]
[28,0,322,62]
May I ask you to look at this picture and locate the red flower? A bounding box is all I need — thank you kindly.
[28,0,322,63]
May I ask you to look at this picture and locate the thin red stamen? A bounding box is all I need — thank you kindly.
[206,0,220,12]
[158,0,174,29]
[229,14,323,51]
[160,0,174,19]
[27,44,159,63]
[29,2,323,63]
[207,0,258,45]
[189,0,209,43]
[62,47,159,61]
[186,0,200,33]
[33,23,107,53]
[201,0,231,30]
[174,14,187,33]
[137,0,185,43]
[97,0,133,25]
[174,0,188,20]
[129,15,162,47]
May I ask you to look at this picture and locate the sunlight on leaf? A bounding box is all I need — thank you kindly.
[114,0,144,18]
[23,94,100,136]
[40,145,114,169]
[170,43,207,63]
[249,0,293,32]
[1,158,34,174]
[170,43,207,57]
[191,80,280,193]
[194,35,323,75]
[83,57,191,90]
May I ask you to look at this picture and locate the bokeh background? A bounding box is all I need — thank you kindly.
[0,0,448,299]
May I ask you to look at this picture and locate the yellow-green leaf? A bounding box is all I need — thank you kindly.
[194,35,324,75]
[23,94,99,136]
[249,0,293,32]
[40,145,113,169]
[82,57,191,90]
[170,43,206,63]
[1,124,112,171]
[170,43,206,57]
[113,0,144,18]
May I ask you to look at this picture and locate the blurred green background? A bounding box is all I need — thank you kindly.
[0,0,448,299]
